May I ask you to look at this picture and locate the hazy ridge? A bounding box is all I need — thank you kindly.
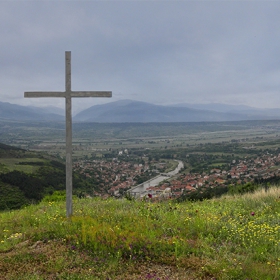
[2,100,280,122]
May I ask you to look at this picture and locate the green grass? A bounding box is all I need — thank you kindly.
[0,188,280,279]
[0,158,46,173]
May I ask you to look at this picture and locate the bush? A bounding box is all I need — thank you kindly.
[0,183,28,210]
[228,182,259,195]
[42,191,66,202]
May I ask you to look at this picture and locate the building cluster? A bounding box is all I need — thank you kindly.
[73,159,149,196]
[148,153,280,198]
[74,152,280,199]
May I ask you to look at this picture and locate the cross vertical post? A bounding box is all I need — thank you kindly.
[65,51,72,217]
[24,51,112,217]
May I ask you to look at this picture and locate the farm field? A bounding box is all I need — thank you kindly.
[0,187,279,279]
[2,120,280,153]
[1,120,280,168]
[0,158,47,173]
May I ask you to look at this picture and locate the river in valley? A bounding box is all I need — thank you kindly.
[129,160,184,196]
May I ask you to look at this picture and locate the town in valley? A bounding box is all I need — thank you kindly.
[2,120,280,200]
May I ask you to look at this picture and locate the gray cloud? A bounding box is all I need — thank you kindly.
[1,1,280,112]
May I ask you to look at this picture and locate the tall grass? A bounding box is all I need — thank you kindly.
[0,187,279,279]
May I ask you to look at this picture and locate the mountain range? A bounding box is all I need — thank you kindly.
[1,100,280,122]
[0,101,64,121]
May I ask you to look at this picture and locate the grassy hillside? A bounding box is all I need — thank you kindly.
[0,188,279,279]
[0,143,94,210]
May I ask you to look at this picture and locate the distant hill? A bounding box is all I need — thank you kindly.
[27,105,64,116]
[172,102,280,118]
[1,100,280,122]
[171,103,255,112]
[74,100,280,122]
[0,101,64,121]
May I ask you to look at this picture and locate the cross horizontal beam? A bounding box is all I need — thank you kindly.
[24,91,112,98]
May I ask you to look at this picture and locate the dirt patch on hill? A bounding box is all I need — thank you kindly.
[0,240,212,279]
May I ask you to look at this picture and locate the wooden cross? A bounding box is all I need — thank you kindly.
[24,51,112,217]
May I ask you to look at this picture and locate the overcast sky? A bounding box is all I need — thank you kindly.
[1,1,280,113]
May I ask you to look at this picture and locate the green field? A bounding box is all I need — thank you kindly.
[2,120,280,156]
[0,158,47,173]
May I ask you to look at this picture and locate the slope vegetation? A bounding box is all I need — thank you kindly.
[0,187,279,279]
[0,143,89,210]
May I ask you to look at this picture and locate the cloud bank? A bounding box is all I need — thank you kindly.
[1,1,280,112]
